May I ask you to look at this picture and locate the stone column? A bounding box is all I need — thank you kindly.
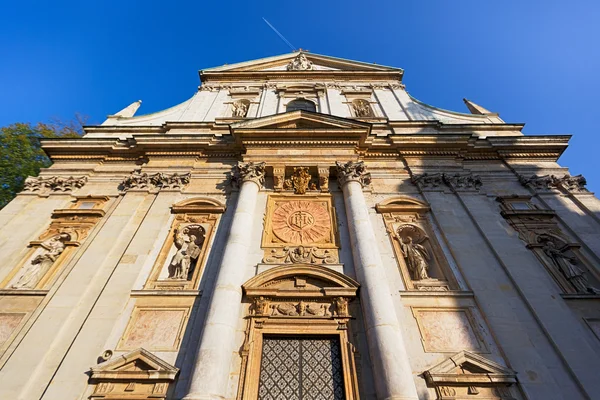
[336,161,419,400]
[184,161,266,400]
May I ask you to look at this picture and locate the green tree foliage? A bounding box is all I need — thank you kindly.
[0,120,83,209]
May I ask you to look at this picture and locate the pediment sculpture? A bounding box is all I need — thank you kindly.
[89,348,178,399]
[423,351,517,399]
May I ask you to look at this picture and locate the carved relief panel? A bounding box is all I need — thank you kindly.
[377,197,458,291]
[1,197,108,290]
[262,195,339,265]
[145,198,224,290]
[498,196,600,295]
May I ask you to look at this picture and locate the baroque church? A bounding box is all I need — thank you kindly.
[0,51,599,400]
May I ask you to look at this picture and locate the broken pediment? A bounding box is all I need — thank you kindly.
[89,348,178,399]
[243,264,359,298]
[423,351,518,399]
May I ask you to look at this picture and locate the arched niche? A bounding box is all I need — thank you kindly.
[377,195,459,291]
[237,264,361,400]
[145,197,225,290]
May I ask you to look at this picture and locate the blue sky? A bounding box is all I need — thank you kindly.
[1,1,599,191]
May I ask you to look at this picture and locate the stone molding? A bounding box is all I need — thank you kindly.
[22,175,87,195]
[518,173,588,193]
[412,172,482,192]
[335,160,371,188]
[119,169,191,192]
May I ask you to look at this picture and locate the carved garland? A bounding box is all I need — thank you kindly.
[120,169,191,191]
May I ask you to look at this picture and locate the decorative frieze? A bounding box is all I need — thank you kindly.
[263,245,337,264]
[231,161,266,188]
[335,160,371,188]
[22,175,87,194]
[250,297,350,318]
[519,173,588,193]
[412,172,482,192]
[120,169,190,191]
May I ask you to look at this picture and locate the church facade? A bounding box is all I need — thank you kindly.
[0,51,599,400]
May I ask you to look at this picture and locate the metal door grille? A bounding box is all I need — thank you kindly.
[257,337,345,400]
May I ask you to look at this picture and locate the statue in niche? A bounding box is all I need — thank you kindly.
[540,236,599,294]
[401,236,430,280]
[231,100,249,118]
[168,225,205,280]
[10,233,70,289]
[352,99,373,118]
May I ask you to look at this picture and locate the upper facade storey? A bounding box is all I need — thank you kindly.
[88,52,517,138]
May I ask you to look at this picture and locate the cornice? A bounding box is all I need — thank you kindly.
[200,70,403,83]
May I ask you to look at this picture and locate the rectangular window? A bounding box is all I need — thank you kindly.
[258,336,345,400]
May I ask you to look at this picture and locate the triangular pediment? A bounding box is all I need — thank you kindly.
[202,51,402,73]
[231,110,371,131]
[424,351,516,386]
[91,348,178,380]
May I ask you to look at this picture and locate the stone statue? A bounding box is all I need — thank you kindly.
[334,297,349,317]
[541,240,599,294]
[10,233,70,289]
[286,53,314,71]
[401,236,431,280]
[352,100,372,117]
[232,101,249,118]
[168,228,202,280]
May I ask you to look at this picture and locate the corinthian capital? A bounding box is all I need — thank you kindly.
[335,161,371,188]
[233,161,266,188]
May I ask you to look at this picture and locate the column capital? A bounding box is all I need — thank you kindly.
[233,161,266,189]
[335,161,371,188]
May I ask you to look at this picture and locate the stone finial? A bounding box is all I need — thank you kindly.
[232,161,266,188]
[463,98,495,115]
[112,100,142,118]
[335,161,371,188]
[286,53,314,71]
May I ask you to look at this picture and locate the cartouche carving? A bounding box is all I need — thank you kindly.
[263,245,337,264]
[351,99,373,118]
[231,99,250,118]
[23,175,87,193]
[286,53,314,71]
[232,161,266,188]
[335,161,371,187]
[289,167,312,194]
[271,200,331,244]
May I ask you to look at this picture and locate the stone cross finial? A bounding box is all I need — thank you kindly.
[232,161,266,188]
[335,161,371,188]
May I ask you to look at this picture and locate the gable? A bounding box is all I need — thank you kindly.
[424,351,517,386]
[91,348,178,380]
[202,51,403,73]
[231,110,371,131]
